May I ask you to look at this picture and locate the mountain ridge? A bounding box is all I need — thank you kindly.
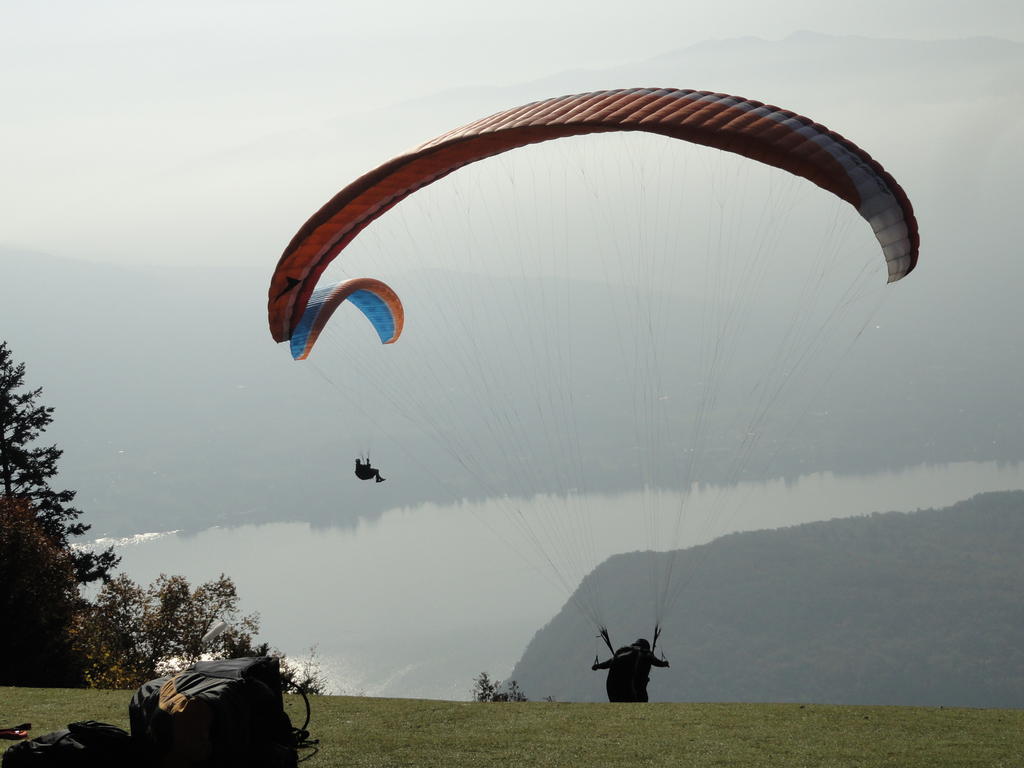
[509,490,1024,707]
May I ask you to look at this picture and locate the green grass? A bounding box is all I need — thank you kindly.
[2,687,1021,767]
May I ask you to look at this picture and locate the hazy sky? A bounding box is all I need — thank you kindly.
[3,0,1022,265]
[5,2,1023,697]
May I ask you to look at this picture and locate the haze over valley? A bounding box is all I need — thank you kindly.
[3,24,1023,701]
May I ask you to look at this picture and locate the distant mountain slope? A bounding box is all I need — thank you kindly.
[509,491,1024,707]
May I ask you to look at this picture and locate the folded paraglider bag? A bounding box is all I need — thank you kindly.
[129,656,297,768]
[1,721,135,768]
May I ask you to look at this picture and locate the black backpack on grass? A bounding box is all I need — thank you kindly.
[129,656,299,768]
[1,721,137,768]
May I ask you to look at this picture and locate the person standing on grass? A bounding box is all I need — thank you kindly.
[592,638,669,702]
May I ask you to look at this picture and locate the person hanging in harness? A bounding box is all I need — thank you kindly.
[355,457,385,483]
[592,637,669,702]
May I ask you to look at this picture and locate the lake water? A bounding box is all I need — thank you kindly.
[98,460,1024,700]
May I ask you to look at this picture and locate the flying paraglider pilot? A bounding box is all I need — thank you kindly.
[592,638,668,702]
[355,458,385,483]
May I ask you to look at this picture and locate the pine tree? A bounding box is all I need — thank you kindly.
[0,341,118,583]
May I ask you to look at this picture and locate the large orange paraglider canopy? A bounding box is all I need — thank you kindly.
[269,88,919,343]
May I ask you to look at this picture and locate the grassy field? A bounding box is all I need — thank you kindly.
[2,686,1021,767]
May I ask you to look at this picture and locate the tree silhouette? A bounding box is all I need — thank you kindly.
[0,341,118,583]
[471,672,528,702]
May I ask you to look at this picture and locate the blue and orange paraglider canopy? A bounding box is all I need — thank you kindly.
[288,277,404,360]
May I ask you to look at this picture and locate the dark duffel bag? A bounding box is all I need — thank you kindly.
[1,721,136,768]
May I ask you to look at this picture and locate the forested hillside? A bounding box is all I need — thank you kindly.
[510,491,1024,706]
